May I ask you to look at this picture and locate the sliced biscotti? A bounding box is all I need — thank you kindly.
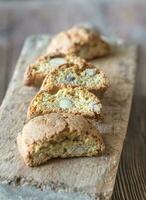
[24,53,68,86]
[27,86,102,120]
[41,61,110,97]
[47,26,111,60]
[24,53,88,87]
[17,113,105,167]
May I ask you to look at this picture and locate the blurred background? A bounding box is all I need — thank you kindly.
[0,0,146,199]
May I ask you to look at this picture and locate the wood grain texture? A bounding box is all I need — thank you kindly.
[0,35,137,199]
[0,10,10,103]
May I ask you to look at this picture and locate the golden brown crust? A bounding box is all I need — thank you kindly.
[47,26,111,60]
[41,62,110,97]
[24,64,46,86]
[27,85,102,120]
[17,113,105,166]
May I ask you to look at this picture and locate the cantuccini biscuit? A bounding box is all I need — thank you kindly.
[47,26,111,60]
[24,53,68,86]
[41,60,110,97]
[27,86,102,120]
[17,113,105,167]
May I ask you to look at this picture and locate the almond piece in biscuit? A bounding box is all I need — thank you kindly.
[47,26,111,60]
[27,86,102,120]
[17,113,105,167]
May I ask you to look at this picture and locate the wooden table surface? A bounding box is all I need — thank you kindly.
[0,1,146,199]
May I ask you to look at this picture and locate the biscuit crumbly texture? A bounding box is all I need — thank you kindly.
[24,54,88,87]
[41,61,110,96]
[27,86,102,120]
[47,26,111,60]
[17,113,105,166]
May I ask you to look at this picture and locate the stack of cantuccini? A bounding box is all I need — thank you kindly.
[17,26,111,167]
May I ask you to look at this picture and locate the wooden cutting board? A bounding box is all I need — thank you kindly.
[0,35,137,200]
